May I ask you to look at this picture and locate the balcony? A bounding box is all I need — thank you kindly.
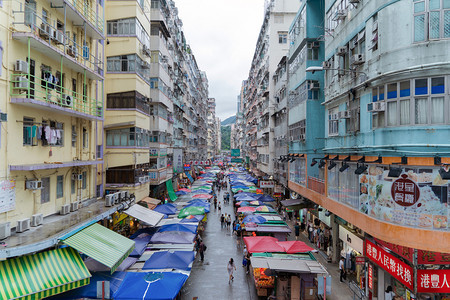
[307,176,325,195]
[48,0,104,38]
[12,16,103,80]
[10,73,103,120]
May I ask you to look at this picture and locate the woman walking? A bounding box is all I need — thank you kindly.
[227,258,236,284]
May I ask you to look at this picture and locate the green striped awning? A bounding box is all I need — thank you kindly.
[0,247,91,300]
[62,223,135,273]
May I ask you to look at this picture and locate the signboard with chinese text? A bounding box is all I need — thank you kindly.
[368,264,373,290]
[149,148,158,156]
[355,256,365,265]
[359,167,448,230]
[418,250,450,265]
[173,149,183,173]
[365,240,414,290]
[259,181,275,188]
[231,149,240,157]
[417,269,450,293]
[374,238,414,263]
[0,180,15,213]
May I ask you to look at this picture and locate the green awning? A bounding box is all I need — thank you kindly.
[62,223,135,273]
[0,247,90,300]
[166,179,177,201]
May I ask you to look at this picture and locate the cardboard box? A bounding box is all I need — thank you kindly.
[304,287,316,300]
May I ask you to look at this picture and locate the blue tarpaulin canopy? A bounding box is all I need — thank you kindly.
[175,191,187,196]
[142,251,195,271]
[113,272,188,300]
[130,235,152,257]
[153,204,177,215]
[150,231,196,244]
[258,194,276,202]
[235,195,259,202]
[242,215,267,224]
[157,223,198,234]
[179,214,204,223]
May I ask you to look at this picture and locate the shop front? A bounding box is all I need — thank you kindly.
[365,239,415,300]
[339,225,365,288]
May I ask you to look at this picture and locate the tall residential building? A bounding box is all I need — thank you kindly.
[207,97,217,159]
[242,0,300,177]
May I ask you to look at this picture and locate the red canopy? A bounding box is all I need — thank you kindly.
[277,241,315,254]
[237,206,256,213]
[244,236,285,253]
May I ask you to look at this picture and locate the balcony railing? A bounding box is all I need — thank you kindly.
[11,73,103,118]
[64,0,104,34]
[307,176,325,195]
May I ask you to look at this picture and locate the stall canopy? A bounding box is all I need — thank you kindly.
[258,195,276,202]
[153,203,178,216]
[250,257,328,274]
[277,241,316,254]
[166,180,178,201]
[140,197,161,209]
[0,247,91,300]
[150,231,196,244]
[62,223,135,273]
[84,257,138,272]
[113,272,188,300]
[157,223,198,234]
[123,204,165,227]
[142,251,195,270]
[244,236,285,253]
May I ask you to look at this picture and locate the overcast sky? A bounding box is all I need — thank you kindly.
[175,0,265,121]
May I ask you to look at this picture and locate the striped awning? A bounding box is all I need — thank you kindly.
[0,247,91,300]
[62,223,135,273]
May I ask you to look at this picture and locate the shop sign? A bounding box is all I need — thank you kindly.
[259,181,275,188]
[355,256,365,265]
[417,269,450,293]
[183,163,191,171]
[173,149,183,173]
[149,148,158,156]
[113,212,128,226]
[418,250,450,265]
[368,264,373,290]
[339,225,364,254]
[359,167,448,230]
[374,238,414,263]
[365,240,414,290]
[231,149,240,157]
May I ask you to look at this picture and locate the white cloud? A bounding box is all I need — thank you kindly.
[175,0,265,120]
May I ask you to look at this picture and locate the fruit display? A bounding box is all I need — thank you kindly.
[253,268,274,288]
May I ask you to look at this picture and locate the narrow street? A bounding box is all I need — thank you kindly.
[181,186,259,300]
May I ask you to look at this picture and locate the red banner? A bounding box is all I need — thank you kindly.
[417,269,450,293]
[365,240,414,290]
[374,238,414,263]
[418,250,450,265]
[368,264,373,290]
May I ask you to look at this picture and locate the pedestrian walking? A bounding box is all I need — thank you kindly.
[339,257,346,282]
[295,222,300,240]
[220,214,225,229]
[227,258,236,284]
[218,203,222,214]
[242,246,248,267]
[199,241,206,262]
[227,215,231,229]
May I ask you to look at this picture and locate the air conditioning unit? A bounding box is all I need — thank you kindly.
[15,60,28,73]
[309,81,320,90]
[113,192,120,204]
[67,45,78,58]
[0,222,11,240]
[350,54,365,65]
[61,94,74,107]
[70,202,79,212]
[322,61,331,69]
[14,76,29,90]
[26,180,42,190]
[334,9,347,21]
[105,194,114,206]
[125,191,130,199]
[338,110,351,119]
[54,30,65,44]
[31,213,43,227]
[16,219,30,233]
[120,191,126,201]
[336,47,347,56]
[60,204,71,215]
[39,23,53,38]
[367,101,386,112]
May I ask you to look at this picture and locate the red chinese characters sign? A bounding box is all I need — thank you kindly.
[368,264,373,290]
[417,269,450,293]
[366,240,414,290]
[374,238,414,263]
[391,174,420,207]
[418,250,450,265]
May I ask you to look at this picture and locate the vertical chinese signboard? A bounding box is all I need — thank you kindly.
[417,269,450,293]
[365,240,414,290]
[368,264,373,290]
[173,149,183,173]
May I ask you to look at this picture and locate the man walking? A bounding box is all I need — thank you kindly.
[199,241,206,262]
[339,257,346,282]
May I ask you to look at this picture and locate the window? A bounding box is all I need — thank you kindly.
[307,43,319,60]
[56,175,64,198]
[106,127,150,147]
[25,0,37,27]
[278,31,288,44]
[288,120,306,141]
[82,171,87,189]
[328,107,339,136]
[376,76,449,127]
[96,145,103,159]
[41,120,64,146]
[23,117,36,146]
[41,177,50,204]
[107,54,150,82]
[83,127,88,148]
[346,99,360,133]
[371,14,378,51]
[107,18,150,48]
[71,177,75,194]
[414,0,450,41]
[72,125,77,147]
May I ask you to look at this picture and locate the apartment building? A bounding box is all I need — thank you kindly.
[207,97,217,159]
[242,0,300,177]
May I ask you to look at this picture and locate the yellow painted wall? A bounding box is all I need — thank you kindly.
[105,109,150,130]
[105,74,150,97]
[105,149,149,169]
